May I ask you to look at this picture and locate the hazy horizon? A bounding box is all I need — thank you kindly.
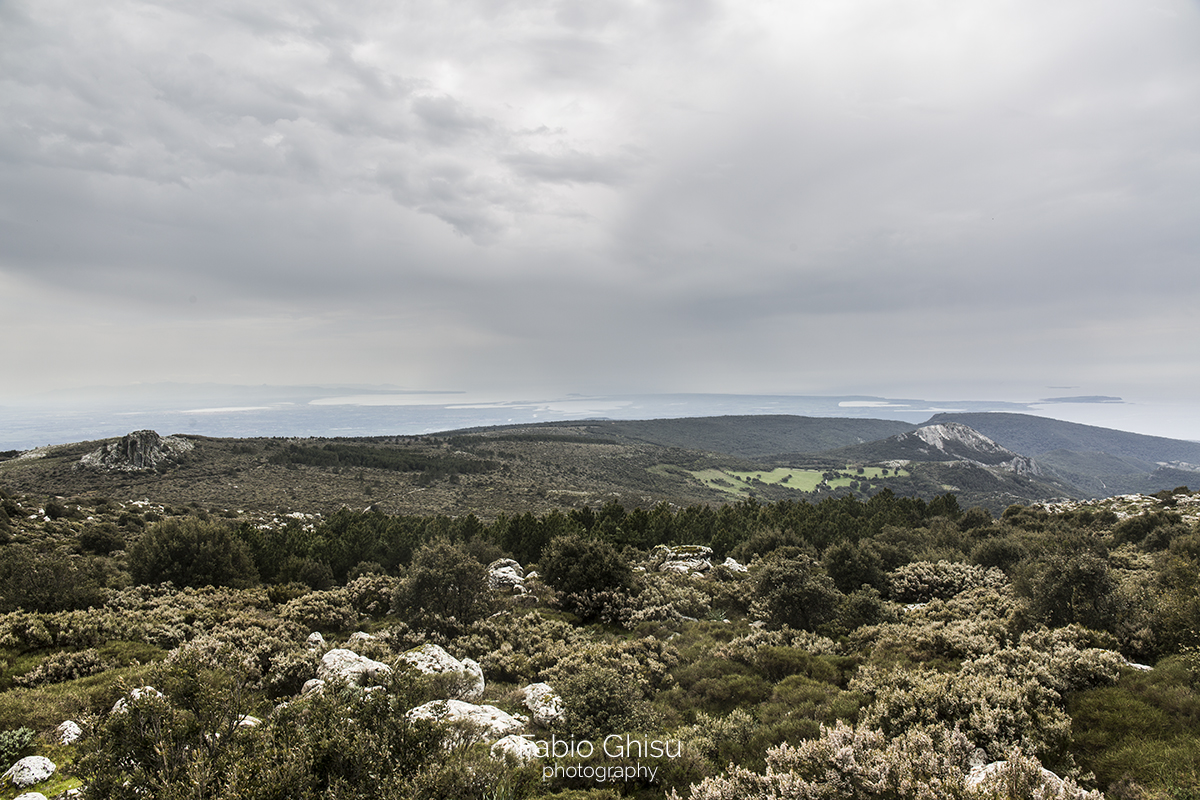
[3,1,1198,436]
[3,383,1197,452]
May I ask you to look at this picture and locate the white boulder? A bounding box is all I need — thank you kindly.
[14,792,49,800]
[491,734,541,764]
[56,720,82,745]
[317,648,392,687]
[407,699,528,740]
[399,644,485,700]
[301,678,326,696]
[721,557,749,573]
[3,756,55,788]
[965,760,1100,798]
[306,631,326,650]
[522,682,565,727]
[487,559,526,592]
[111,686,165,713]
[653,544,714,575]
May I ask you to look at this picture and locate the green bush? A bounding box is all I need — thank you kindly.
[128,517,258,589]
[750,556,842,633]
[14,648,107,687]
[540,533,634,621]
[394,540,491,632]
[0,726,34,771]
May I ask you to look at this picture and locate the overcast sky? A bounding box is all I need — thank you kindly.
[3,0,1199,428]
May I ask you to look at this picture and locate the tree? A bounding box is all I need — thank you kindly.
[393,540,490,630]
[539,533,634,621]
[128,517,258,589]
[751,555,843,633]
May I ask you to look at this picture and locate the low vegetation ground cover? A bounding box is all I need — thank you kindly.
[0,480,1197,798]
[684,466,911,497]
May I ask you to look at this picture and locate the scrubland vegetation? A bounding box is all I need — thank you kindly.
[1,482,1199,798]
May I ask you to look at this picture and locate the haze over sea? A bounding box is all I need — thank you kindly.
[3,385,1195,453]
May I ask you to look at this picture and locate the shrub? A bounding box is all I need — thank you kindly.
[0,726,34,771]
[680,720,975,800]
[279,588,358,631]
[540,533,634,620]
[394,540,491,631]
[887,560,1007,603]
[1026,552,1118,631]
[13,648,107,687]
[750,556,843,633]
[128,517,259,589]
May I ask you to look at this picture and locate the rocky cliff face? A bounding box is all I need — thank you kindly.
[879,422,1043,475]
[78,430,194,472]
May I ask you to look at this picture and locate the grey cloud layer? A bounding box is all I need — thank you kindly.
[2,0,1198,403]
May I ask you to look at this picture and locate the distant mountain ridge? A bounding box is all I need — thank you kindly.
[824,421,1040,473]
[455,415,918,461]
[926,412,1200,463]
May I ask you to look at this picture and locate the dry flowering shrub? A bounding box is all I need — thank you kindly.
[454,611,588,684]
[13,647,107,687]
[278,586,358,631]
[544,636,681,698]
[965,630,1124,696]
[677,720,974,800]
[851,663,1073,764]
[849,586,1018,662]
[968,748,1104,800]
[343,573,400,618]
[713,626,840,665]
[888,560,1008,603]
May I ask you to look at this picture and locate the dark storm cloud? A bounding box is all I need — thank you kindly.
[1,0,1198,406]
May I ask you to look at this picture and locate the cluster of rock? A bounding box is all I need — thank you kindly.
[486,558,532,594]
[77,430,193,472]
[650,544,748,576]
[303,636,562,763]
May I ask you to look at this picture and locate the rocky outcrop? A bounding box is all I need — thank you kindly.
[491,734,540,764]
[721,557,749,574]
[56,720,82,745]
[407,699,528,739]
[305,632,326,650]
[652,544,714,575]
[3,756,56,788]
[399,644,485,700]
[317,649,392,687]
[522,682,564,727]
[78,430,193,472]
[487,559,527,593]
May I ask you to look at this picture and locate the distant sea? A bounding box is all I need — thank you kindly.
[1,386,1194,451]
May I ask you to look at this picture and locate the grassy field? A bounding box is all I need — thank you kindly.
[682,466,910,497]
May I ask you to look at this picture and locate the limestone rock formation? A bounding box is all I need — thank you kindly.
[965,760,1101,799]
[317,648,392,687]
[491,734,540,764]
[407,699,528,740]
[3,756,56,788]
[399,643,485,700]
[522,682,564,727]
[487,559,527,593]
[653,544,714,575]
[56,720,82,745]
[78,430,194,472]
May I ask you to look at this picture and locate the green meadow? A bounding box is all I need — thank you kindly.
[684,466,908,497]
